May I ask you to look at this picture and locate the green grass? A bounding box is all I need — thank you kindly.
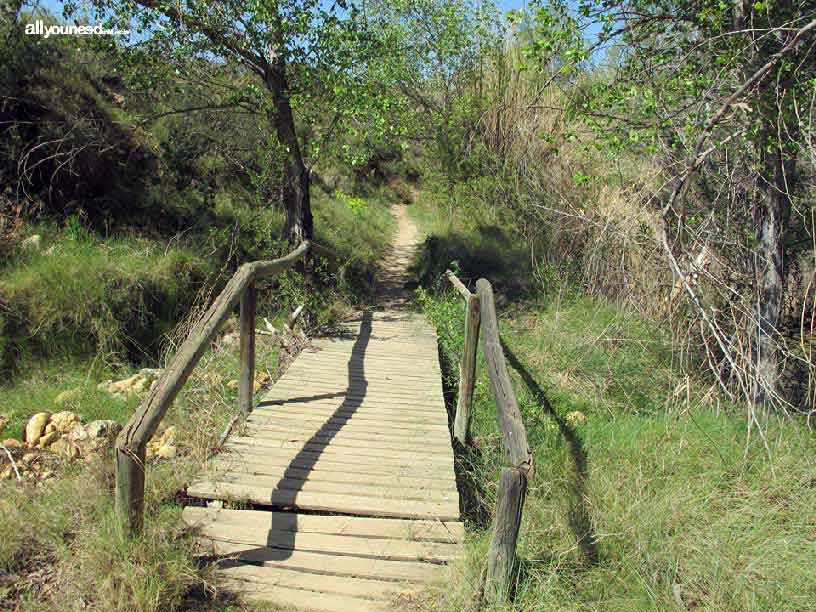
[412,197,816,612]
[0,358,139,441]
[406,193,533,297]
[1,225,214,371]
[0,185,396,609]
[0,328,283,609]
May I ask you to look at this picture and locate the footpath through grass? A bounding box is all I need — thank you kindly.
[409,198,816,612]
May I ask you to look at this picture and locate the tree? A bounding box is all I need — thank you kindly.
[82,0,395,244]
[372,0,498,212]
[526,0,816,415]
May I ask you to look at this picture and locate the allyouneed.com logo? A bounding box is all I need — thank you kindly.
[25,20,130,38]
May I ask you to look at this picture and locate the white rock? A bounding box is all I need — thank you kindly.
[68,423,88,442]
[21,234,41,250]
[37,430,59,448]
[50,410,80,434]
[25,413,50,446]
[85,420,122,440]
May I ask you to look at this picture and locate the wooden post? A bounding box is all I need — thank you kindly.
[486,467,528,600]
[476,277,533,602]
[114,445,146,537]
[476,278,532,472]
[114,241,312,537]
[453,293,480,444]
[238,283,256,415]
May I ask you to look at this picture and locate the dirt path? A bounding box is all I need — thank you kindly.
[375,203,423,309]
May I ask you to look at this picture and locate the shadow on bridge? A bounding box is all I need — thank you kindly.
[204,310,373,568]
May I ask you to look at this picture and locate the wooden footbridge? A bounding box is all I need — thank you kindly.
[113,211,531,611]
[184,310,462,610]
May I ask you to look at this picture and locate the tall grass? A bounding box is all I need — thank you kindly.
[412,202,816,611]
[0,225,214,371]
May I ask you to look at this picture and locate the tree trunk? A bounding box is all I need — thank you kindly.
[752,142,795,412]
[265,52,312,245]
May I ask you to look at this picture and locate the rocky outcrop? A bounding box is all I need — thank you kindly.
[146,426,177,460]
[97,369,162,400]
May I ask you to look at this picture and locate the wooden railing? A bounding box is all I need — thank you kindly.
[114,241,337,536]
[445,271,533,601]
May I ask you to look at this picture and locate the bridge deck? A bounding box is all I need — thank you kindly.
[183,310,461,611]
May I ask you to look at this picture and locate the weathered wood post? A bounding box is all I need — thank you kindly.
[238,283,256,415]
[114,443,146,537]
[454,293,480,444]
[488,467,528,599]
[476,277,532,601]
[445,270,480,445]
[114,242,313,537]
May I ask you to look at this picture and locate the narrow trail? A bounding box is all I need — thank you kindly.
[182,202,461,611]
[375,203,423,309]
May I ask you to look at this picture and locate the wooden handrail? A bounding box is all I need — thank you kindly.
[476,279,532,473]
[114,240,335,536]
[444,270,480,444]
[475,277,532,601]
[445,271,532,600]
[444,269,472,300]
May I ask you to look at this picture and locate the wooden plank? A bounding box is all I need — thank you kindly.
[196,541,447,583]
[299,349,441,362]
[218,564,417,601]
[250,408,448,427]
[248,430,453,457]
[245,429,452,453]
[275,372,444,388]
[205,453,455,481]
[246,413,450,435]
[245,423,451,446]
[316,337,437,345]
[280,368,443,384]
[218,579,390,611]
[255,396,446,411]
[270,383,444,398]
[189,473,457,503]
[225,438,454,464]
[251,405,449,426]
[259,393,446,411]
[293,353,440,367]
[256,396,447,413]
[183,507,464,542]
[332,332,437,341]
[191,520,459,562]
[187,482,460,520]
[266,382,443,400]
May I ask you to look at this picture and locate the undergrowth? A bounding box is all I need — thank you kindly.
[412,200,816,612]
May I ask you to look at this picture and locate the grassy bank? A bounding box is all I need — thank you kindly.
[0,187,396,609]
[410,198,816,612]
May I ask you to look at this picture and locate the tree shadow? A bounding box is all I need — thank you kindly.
[191,311,373,567]
[411,231,534,301]
[500,338,599,566]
